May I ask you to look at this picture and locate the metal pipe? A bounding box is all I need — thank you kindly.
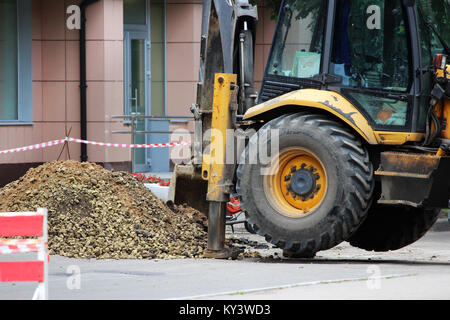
[206,201,226,252]
[239,31,246,112]
[112,131,195,135]
[111,115,195,120]
[79,0,99,162]
[131,117,135,173]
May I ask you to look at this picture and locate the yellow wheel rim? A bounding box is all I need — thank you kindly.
[263,148,327,218]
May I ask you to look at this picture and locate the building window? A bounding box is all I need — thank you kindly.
[150,0,166,116]
[0,0,18,120]
[0,0,32,123]
[124,0,147,25]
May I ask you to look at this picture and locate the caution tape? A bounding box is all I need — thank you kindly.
[0,239,45,255]
[0,137,191,155]
[0,139,67,155]
[66,137,191,149]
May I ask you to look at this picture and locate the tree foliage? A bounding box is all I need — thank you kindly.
[418,0,450,52]
[262,0,282,20]
[254,0,322,20]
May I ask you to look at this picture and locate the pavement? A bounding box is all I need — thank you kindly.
[1,218,449,300]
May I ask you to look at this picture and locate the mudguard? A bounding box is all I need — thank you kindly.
[244,89,425,145]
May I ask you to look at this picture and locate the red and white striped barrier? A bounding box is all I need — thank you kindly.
[0,239,45,255]
[66,137,191,149]
[0,137,191,155]
[0,208,49,300]
[0,139,67,155]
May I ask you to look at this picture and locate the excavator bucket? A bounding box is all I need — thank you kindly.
[168,164,209,215]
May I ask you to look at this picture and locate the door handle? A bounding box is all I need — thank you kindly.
[130,88,139,115]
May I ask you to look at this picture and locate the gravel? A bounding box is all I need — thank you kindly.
[0,161,208,260]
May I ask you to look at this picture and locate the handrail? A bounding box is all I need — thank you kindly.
[111,114,194,172]
[112,115,194,120]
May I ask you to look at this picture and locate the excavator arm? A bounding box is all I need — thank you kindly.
[193,0,258,164]
[168,0,258,258]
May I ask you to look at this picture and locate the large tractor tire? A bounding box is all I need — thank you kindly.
[236,113,374,258]
[348,204,440,252]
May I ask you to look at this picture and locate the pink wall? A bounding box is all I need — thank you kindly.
[0,0,130,166]
[165,0,201,136]
[165,0,276,134]
[0,0,276,167]
[255,0,277,92]
[165,0,276,113]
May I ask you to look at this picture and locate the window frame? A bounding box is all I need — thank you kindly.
[0,0,32,125]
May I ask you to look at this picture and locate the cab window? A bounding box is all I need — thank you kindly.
[268,0,327,79]
[417,0,450,131]
[331,0,412,127]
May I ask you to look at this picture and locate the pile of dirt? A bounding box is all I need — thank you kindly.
[168,203,208,232]
[0,161,207,260]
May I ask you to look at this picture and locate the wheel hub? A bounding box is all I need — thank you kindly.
[286,165,319,200]
[264,148,328,217]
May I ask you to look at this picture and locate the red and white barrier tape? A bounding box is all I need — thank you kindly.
[0,137,191,155]
[0,139,67,155]
[66,137,191,149]
[0,239,45,255]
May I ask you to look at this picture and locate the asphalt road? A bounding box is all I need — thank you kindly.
[1,219,449,300]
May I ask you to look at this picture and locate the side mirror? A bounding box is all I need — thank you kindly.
[403,0,415,7]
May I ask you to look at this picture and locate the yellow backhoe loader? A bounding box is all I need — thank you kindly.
[169,0,450,259]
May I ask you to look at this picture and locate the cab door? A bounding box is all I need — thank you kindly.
[328,0,418,132]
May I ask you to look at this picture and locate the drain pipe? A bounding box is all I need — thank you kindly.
[79,0,98,162]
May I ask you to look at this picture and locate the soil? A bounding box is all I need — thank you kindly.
[0,161,208,260]
[168,202,208,232]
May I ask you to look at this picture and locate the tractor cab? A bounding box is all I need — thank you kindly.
[258,0,450,137]
[171,0,450,259]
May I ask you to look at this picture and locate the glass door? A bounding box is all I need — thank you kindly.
[124,0,169,173]
[124,31,151,172]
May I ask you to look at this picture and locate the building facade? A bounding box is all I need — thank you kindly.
[0,0,275,186]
